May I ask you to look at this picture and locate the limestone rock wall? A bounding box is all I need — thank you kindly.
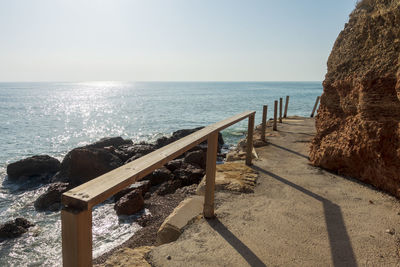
[310,0,400,197]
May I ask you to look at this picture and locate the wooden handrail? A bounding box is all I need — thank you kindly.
[61,110,256,267]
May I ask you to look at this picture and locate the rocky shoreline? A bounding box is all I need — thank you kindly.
[1,127,226,244]
[1,120,265,266]
[93,184,198,265]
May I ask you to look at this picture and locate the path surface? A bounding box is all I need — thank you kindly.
[148,118,400,266]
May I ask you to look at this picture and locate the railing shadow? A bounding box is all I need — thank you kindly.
[279,130,315,137]
[268,143,309,160]
[252,166,357,267]
[206,217,267,267]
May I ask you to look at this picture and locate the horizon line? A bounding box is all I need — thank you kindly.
[0,80,323,83]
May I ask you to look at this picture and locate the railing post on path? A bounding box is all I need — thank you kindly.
[62,208,92,267]
[279,98,283,123]
[284,95,289,118]
[261,105,267,142]
[246,113,255,166]
[311,96,321,117]
[273,100,278,131]
[203,132,218,218]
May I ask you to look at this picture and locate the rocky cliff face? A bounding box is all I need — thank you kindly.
[310,0,400,197]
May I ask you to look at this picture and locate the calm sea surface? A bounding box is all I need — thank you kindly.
[0,81,322,266]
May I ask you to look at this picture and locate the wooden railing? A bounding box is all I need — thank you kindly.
[61,111,256,267]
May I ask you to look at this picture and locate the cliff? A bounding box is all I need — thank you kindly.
[310,0,400,196]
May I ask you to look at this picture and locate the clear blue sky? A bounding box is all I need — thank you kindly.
[0,0,357,82]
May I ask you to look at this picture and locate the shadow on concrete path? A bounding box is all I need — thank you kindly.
[268,143,309,160]
[253,166,358,267]
[206,217,267,267]
[279,130,315,137]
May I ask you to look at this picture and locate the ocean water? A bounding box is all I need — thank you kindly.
[0,81,322,266]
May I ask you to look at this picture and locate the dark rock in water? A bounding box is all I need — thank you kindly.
[155,127,225,152]
[51,136,133,185]
[184,150,206,168]
[6,155,61,183]
[155,127,204,148]
[187,145,205,153]
[85,137,132,149]
[125,153,145,163]
[173,164,205,186]
[156,179,183,195]
[53,148,122,186]
[145,167,174,186]
[122,144,156,163]
[14,218,33,228]
[112,180,151,202]
[34,182,73,212]
[165,159,184,172]
[120,144,155,162]
[0,218,34,240]
[114,190,144,215]
[127,144,155,155]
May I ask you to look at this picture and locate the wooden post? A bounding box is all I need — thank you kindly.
[279,98,283,123]
[311,96,321,117]
[62,208,92,267]
[246,113,255,166]
[284,95,289,118]
[203,132,218,218]
[273,100,278,131]
[261,105,267,142]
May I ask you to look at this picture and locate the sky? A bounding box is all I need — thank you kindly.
[0,0,358,82]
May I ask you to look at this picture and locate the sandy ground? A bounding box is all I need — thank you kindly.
[148,117,400,267]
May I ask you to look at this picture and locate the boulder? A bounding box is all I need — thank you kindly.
[309,0,400,197]
[0,218,34,241]
[145,167,174,186]
[155,127,203,148]
[184,150,206,168]
[114,190,144,216]
[54,147,122,185]
[117,144,156,163]
[173,164,205,186]
[51,137,136,185]
[6,155,60,182]
[125,153,146,163]
[165,159,184,172]
[112,180,151,202]
[155,127,224,151]
[34,182,73,212]
[85,137,132,149]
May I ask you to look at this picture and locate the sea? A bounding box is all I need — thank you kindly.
[0,81,322,266]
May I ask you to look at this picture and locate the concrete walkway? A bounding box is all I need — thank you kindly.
[148,118,400,266]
